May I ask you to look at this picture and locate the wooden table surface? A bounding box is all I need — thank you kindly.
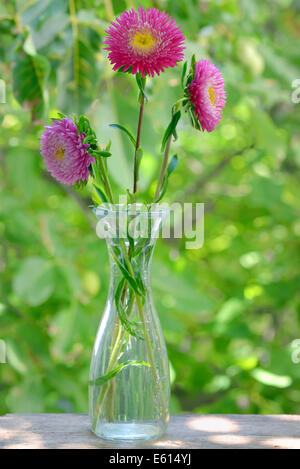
[0,414,300,449]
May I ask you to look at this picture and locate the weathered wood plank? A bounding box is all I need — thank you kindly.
[0,414,300,449]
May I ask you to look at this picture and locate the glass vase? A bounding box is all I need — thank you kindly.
[89,204,170,440]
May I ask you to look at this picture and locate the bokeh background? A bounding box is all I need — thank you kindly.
[0,0,300,416]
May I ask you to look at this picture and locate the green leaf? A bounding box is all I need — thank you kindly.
[167,154,179,176]
[135,270,146,297]
[131,241,147,258]
[73,116,103,167]
[115,278,126,307]
[76,10,109,33]
[104,140,112,152]
[116,296,143,340]
[155,179,167,203]
[109,124,136,148]
[12,45,50,120]
[82,135,95,144]
[114,276,142,340]
[113,255,142,296]
[30,13,69,50]
[94,150,112,158]
[186,106,201,130]
[93,184,108,203]
[57,39,98,113]
[126,189,136,205]
[74,179,88,190]
[181,61,187,89]
[183,54,198,100]
[89,360,150,387]
[13,257,55,306]
[117,65,133,74]
[161,111,181,152]
[191,54,196,70]
[136,72,148,102]
[5,339,28,374]
[155,155,179,203]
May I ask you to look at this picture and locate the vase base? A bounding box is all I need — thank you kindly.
[92,421,166,441]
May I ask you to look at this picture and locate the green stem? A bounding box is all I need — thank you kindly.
[154,135,172,201]
[107,378,116,421]
[98,156,114,203]
[133,94,145,195]
[120,244,164,392]
[92,280,134,429]
[92,318,123,430]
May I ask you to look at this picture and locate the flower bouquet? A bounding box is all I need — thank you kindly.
[40,7,226,440]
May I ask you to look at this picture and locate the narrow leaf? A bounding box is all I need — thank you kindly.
[181,61,187,89]
[93,184,108,203]
[115,278,126,305]
[155,155,179,203]
[12,47,50,121]
[167,154,179,176]
[110,124,136,148]
[116,301,143,340]
[126,220,135,254]
[187,107,201,130]
[113,256,141,296]
[126,189,136,204]
[57,39,98,113]
[155,176,168,203]
[94,150,111,158]
[90,360,150,386]
[105,140,112,152]
[161,111,181,152]
[135,271,147,297]
[115,278,143,339]
[136,73,148,102]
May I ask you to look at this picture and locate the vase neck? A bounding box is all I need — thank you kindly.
[94,204,168,294]
[106,238,157,283]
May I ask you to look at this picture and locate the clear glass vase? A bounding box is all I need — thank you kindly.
[89,204,170,440]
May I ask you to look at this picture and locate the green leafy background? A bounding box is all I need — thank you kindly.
[0,0,300,415]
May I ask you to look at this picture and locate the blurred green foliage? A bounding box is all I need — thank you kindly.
[0,0,300,415]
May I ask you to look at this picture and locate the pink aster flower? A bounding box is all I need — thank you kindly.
[40,117,94,186]
[187,59,226,132]
[103,7,185,77]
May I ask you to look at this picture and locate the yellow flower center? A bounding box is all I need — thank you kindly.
[208,86,216,105]
[130,29,157,55]
[55,147,65,160]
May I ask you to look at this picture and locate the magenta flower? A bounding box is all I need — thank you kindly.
[103,7,185,77]
[40,117,94,186]
[187,59,226,132]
